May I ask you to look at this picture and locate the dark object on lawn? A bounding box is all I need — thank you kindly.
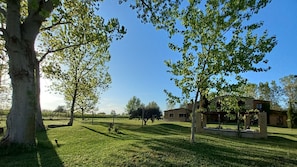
[55,139,60,147]
[0,127,3,134]
[108,127,111,133]
[109,123,113,129]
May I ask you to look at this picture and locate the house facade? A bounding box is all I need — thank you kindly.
[163,108,191,122]
[164,96,271,122]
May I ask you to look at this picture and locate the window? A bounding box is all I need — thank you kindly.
[256,103,262,110]
[179,114,186,117]
[169,114,174,117]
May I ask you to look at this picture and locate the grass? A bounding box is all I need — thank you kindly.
[0,118,297,167]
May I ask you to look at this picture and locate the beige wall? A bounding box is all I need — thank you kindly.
[164,108,190,122]
[269,113,287,127]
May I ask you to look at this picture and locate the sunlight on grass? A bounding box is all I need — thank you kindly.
[1,118,297,167]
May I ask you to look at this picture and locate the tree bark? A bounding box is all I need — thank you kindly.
[190,90,200,143]
[68,84,78,126]
[35,62,45,131]
[2,34,37,146]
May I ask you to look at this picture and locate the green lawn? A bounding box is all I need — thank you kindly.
[1,118,297,167]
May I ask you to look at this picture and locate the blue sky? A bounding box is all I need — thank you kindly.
[41,0,297,114]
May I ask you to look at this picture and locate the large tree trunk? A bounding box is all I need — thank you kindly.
[1,0,53,146]
[2,37,37,146]
[35,62,45,131]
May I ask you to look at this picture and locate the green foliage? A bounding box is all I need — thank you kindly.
[53,106,66,113]
[280,75,297,106]
[40,0,126,120]
[128,101,162,124]
[162,0,277,104]
[239,83,258,98]
[258,82,270,100]
[125,96,144,115]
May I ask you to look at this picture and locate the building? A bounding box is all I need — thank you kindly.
[269,110,287,127]
[163,108,191,122]
[164,96,271,123]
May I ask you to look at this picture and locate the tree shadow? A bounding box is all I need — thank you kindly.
[104,135,297,167]
[86,121,191,136]
[47,124,69,128]
[0,130,64,167]
[36,130,64,167]
[81,125,118,139]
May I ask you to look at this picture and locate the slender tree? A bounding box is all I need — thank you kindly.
[146,0,277,143]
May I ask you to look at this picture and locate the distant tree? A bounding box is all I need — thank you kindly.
[258,82,271,101]
[241,83,258,98]
[280,75,297,105]
[145,101,162,123]
[53,106,66,113]
[269,80,283,110]
[128,101,162,125]
[125,96,144,115]
[280,75,297,127]
[111,110,116,125]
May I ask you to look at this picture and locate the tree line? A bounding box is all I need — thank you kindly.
[125,96,162,125]
[237,75,297,111]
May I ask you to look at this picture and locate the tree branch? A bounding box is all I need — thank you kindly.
[40,17,71,31]
[38,39,96,63]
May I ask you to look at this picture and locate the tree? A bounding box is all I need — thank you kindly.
[219,95,245,136]
[128,101,162,125]
[258,82,271,101]
[240,83,258,99]
[280,75,297,127]
[77,90,98,121]
[269,80,283,110]
[147,0,276,143]
[280,75,297,105]
[0,0,125,146]
[125,96,144,115]
[41,0,125,126]
[145,101,162,123]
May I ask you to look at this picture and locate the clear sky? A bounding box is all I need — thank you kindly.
[40,0,297,114]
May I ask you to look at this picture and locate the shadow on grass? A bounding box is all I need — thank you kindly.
[0,130,63,167]
[83,121,190,136]
[82,126,117,139]
[48,124,69,128]
[36,130,64,167]
[105,134,297,167]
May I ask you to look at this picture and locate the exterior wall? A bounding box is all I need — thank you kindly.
[164,108,190,122]
[253,100,270,112]
[269,112,287,127]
